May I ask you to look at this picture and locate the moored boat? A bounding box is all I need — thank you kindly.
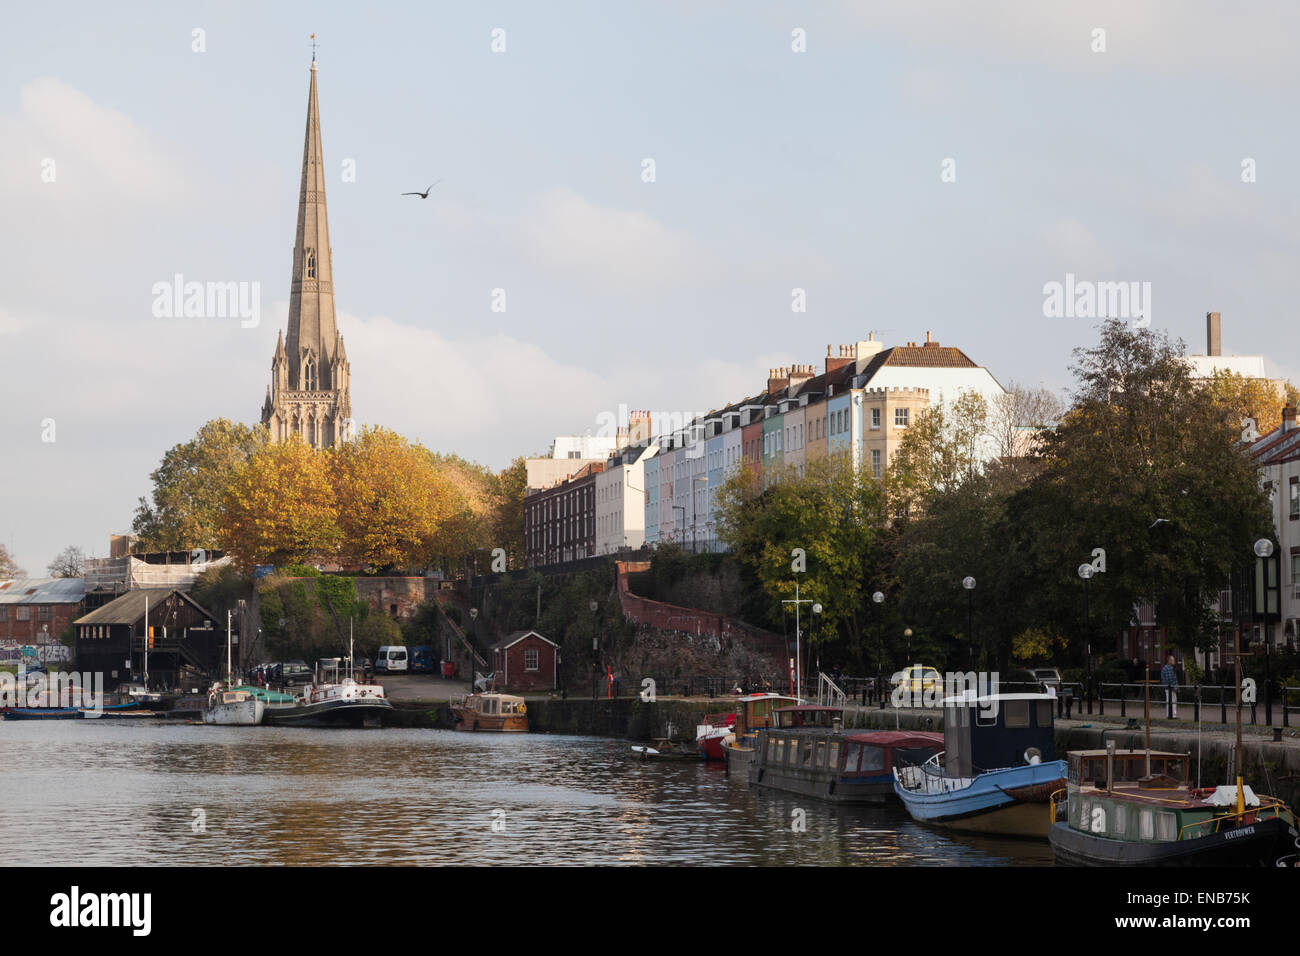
[2,707,83,720]
[203,684,267,726]
[1048,748,1299,866]
[748,704,944,803]
[893,692,1066,838]
[262,677,392,728]
[701,692,797,763]
[450,693,528,732]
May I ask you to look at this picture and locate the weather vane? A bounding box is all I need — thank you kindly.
[310,33,318,62]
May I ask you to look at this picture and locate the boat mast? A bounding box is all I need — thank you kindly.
[226,609,233,683]
[349,618,354,680]
[1234,617,1244,815]
[143,593,149,687]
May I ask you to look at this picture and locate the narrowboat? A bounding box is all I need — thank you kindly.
[262,677,393,728]
[450,693,529,732]
[1048,748,1299,866]
[749,705,944,803]
[893,692,1066,838]
[699,692,797,762]
[2,707,83,720]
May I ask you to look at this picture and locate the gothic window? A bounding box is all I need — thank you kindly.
[306,248,316,278]
[304,357,317,390]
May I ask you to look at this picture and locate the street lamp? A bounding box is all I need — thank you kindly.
[962,576,976,666]
[589,600,599,703]
[872,591,884,707]
[1254,538,1275,725]
[1078,562,1094,713]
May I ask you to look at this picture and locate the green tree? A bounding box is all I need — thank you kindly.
[132,419,267,550]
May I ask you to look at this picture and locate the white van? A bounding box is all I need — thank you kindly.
[375,646,408,673]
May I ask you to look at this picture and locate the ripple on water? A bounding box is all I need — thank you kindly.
[0,723,1053,866]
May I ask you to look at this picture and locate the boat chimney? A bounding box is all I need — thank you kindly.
[1105,738,1115,792]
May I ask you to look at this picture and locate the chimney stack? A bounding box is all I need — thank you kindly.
[1207,311,1221,357]
[1284,405,1297,433]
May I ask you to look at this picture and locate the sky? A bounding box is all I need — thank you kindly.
[2,1,1298,575]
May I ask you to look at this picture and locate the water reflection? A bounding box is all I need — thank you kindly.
[0,724,1052,866]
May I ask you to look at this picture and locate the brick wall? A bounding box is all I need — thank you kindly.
[0,602,81,643]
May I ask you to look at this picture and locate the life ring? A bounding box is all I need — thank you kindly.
[519,704,527,715]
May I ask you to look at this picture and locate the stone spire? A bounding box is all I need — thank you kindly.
[261,57,352,449]
[285,57,339,391]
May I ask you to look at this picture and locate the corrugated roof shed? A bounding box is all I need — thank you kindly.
[0,578,86,604]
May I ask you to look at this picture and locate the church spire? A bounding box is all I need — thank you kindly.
[284,56,337,390]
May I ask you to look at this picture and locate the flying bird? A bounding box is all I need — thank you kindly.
[402,180,442,198]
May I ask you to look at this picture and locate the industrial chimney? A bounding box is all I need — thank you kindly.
[1207,312,1221,357]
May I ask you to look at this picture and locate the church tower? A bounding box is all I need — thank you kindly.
[261,55,352,448]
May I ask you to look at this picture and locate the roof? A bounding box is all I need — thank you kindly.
[0,578,86,605]
[872,344,978,370]
[941,692,1055,705]
[489,629,558,651]
[775,704,845,713]
[73,588,215,627]
[844,731,944,747]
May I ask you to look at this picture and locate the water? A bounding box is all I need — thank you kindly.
[0,723,1053,866]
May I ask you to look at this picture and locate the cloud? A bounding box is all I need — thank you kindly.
[841,1,1300,79]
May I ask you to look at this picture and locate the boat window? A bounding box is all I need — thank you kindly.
[1004,700,1030,728]
[814,740,827,768]
[766,737,776,762]
[1140,809,1154,840]
[893,747,936,768]
[1113,803,1127,837]
[842,743,860,772]
[774,738,786,764]
[860,746,884,772]
[1036,700,1053,727]
[1156,812,1177,842]
[827,741,839,770]
[1077,797,1090,830]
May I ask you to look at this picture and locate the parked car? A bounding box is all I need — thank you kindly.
[279,660,313,686]
[891,664,942,694]
[409,645,434,673]
[1031,668,1062,690]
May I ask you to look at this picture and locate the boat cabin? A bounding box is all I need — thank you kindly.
[467,693,526,718]
[1068,750,1188,791]
[732,694,798,735]
[842,731,944,778]
[773,705,843,730]
[943,692,1056,776]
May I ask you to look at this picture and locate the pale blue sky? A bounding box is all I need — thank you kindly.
[2,1,1298,573]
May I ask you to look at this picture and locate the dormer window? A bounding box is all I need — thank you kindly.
[306,248,317,278]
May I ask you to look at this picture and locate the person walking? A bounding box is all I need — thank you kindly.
[1160,654,1179,718]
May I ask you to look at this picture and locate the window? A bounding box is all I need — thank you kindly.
[16,607,30,621]
[524,648,539,671]
[871,449,881,478]
[1156,811,1177,841]
[1291,476,1299,519]
[0,607,6,620]
[1114,803,1127,836]
[827,740,839,770]
[306,247,316,278]
[38,606,51,621]
[860,746,885,772]
[895,407,910,428]
[871,407,881,429]
[1004,700,1030,728]
[842,743,860,772]
[1036,700,1053,727]
[1139,808,1154,840]
[1291,550,1300,585]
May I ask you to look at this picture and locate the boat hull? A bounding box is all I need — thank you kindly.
[1049,816,1297,867]
[263,698,392,728]
[894,760,1067,838]
[451,708,528,732]
[2,707,82,720]
[204,698,266,726]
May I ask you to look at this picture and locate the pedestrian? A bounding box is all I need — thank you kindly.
[1161,654,1179,718]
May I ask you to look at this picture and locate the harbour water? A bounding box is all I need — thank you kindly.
[0,723,1052,866]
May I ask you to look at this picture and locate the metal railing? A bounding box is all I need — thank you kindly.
[1095,682,1299,727]
[817,672,847,710]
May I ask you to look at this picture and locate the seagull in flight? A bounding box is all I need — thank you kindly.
[402,180,442,198]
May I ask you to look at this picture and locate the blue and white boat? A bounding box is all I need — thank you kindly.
[893,692,1066,838]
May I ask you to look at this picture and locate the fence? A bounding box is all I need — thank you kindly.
[1096,682,1300,727]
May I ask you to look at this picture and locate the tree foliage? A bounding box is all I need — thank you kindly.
[46,546,84,578]
[0,544,25,580]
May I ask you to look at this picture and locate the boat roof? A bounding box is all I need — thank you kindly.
[941,692,1055,705]
[1069,749,1187,759]
[775,705,844,713]
[472,692,524,702]
[740,693,798,702]
[845,731,944,747]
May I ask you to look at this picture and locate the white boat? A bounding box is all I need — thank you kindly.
[203,686,266,726]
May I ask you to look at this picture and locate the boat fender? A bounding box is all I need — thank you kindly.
[1023,747,1042,765]
[519,704,526,714]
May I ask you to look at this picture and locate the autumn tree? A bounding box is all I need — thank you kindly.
[1202,369,1299,436]
[133,419,267,550]
[218,435,341,571]
[330,428,458,571]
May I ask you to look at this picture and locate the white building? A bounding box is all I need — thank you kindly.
[595,444,658,554]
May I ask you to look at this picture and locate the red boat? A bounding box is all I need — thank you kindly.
[697,693,797,761]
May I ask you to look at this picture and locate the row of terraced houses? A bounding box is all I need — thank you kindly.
[522,331,1008,567]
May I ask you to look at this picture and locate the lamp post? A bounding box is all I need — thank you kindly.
[1254,538,1275,726]
[589,600,599,704]
[1078,562,1094,713]
[873,591,884,708]
[962,576,976,666]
